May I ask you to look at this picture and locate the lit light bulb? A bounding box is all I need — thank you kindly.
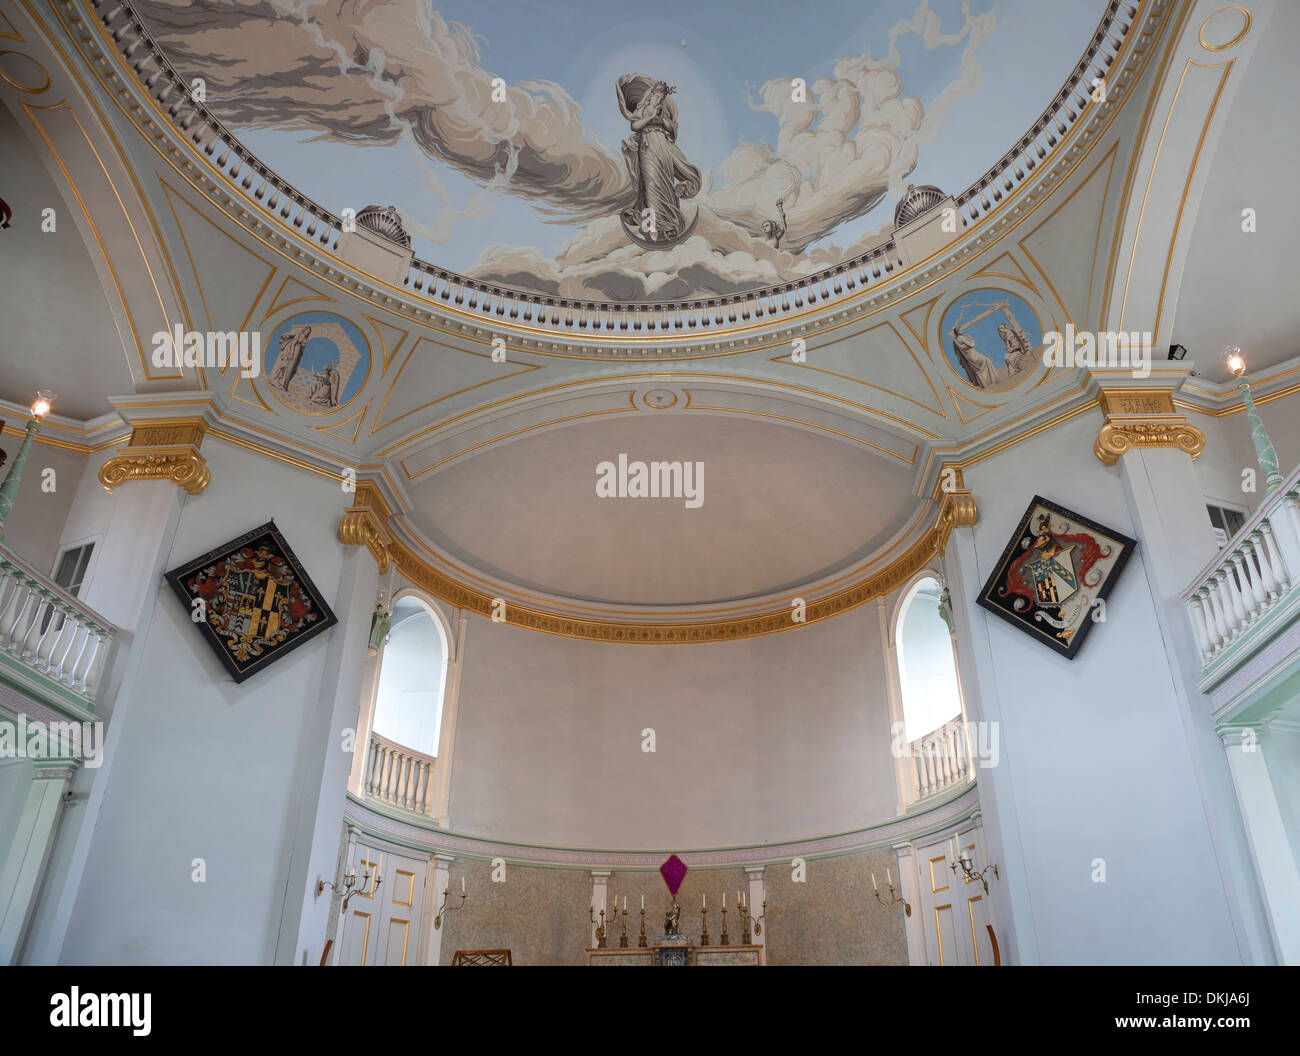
[30,389,55,419]
[1224,347,1246,377]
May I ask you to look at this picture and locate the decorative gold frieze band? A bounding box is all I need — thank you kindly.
[1094,387,1205,466]
[340,468,977,643]
[97,417,210,495]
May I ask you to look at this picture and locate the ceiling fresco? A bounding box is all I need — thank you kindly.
[134,0,1108,303]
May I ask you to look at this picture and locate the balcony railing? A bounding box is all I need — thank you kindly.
[364,731,435,817]
[905,715,973,805]
[1182,465,1300,686]
[83,0,1144,336]
[0,543,116,710]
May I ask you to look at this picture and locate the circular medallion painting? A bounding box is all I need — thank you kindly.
[263,311,370,415]
[939,288,1043,392]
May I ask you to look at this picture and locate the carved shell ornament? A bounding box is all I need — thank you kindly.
[893,183,947,228]
[355,205,412,249]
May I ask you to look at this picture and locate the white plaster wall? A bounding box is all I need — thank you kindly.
[447,602,897,849]
[0,440,88,575]
[57,437,362,964]
[959,410,1241,963]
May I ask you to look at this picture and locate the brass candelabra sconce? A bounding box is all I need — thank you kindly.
[316,865,379,913]
[871,869,911,916]
[435,876,468,929]
[588,903,613,948]
[951,840,998,895]
[740,892,766,943]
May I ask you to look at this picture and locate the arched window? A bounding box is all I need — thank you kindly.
[371,596,447,757]
[896,576,962,742]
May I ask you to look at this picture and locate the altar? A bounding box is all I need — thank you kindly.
[587,945,763,966]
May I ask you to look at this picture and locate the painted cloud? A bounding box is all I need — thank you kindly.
[133,0,993,300]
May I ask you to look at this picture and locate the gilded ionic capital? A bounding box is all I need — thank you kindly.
[97,419,210,495]
[1093,388,1205,466]
[934,465,978,558]
[338,481,395,573]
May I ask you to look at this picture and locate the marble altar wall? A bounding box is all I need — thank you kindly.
[763,847,908,965]
[432,853,905,964]
[438,859,591,966]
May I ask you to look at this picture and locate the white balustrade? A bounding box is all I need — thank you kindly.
[905,715,973,803]
[0,544,116,705]
[365,732,436,817]
[1183,468,1300,673]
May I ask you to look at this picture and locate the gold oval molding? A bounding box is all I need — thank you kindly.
[338,476,977,643]
[0,50,50,93]
[1198,6,1251,52]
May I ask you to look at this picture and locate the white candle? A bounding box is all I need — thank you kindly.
[722,892,726,908]
[624,896,628,910]
[886,867,892,888]
[461,875,465,894]
[641,894,645,910]
[702,893,706,909]
[872,872,878,892]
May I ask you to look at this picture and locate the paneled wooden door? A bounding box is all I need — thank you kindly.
[339,843,428,965]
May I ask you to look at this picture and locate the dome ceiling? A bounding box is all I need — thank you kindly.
[406,413,919,607]
[133,0,1109,303]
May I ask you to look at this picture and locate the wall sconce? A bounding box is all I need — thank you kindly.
[435,875,468,929]
[872,869,911,916]
[950,837,998,895]
[316,864,379,913]
[740,890,767,942]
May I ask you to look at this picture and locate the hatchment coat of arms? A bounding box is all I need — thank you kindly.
[977,497,1135,659]
[165,521,338,682]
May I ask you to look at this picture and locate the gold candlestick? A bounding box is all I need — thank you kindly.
[720,905,730,946]
[741,898,752,945]
[700,907,710,946]
[619,906,629,948]
[638,908,648,947]
[589,906,609,948]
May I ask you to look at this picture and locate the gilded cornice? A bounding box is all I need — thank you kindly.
[1093,387,1206,465]
[96,418,210,495]
[339,468,976,643]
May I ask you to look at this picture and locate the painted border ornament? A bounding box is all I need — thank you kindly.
[165,521,338,682]
[976,496,1135,660]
